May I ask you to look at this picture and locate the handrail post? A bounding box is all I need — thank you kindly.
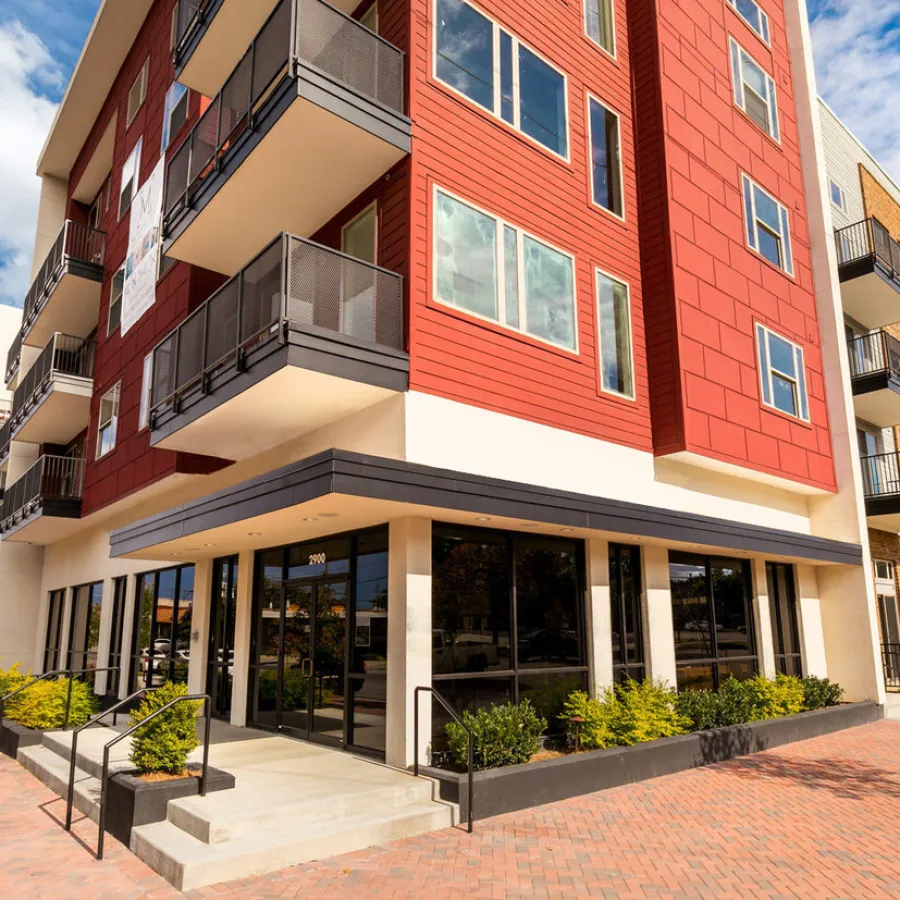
[64,676,74,731]
[201,697,211,796]
[98,745,110,860]
[413,686,420,778]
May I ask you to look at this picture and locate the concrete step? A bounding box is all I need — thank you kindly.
[132,801,456,891]
[18,744,103,824]
[167,775,438,844]
[40,728,132,780]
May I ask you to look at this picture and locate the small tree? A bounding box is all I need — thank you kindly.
[129,681,201,775]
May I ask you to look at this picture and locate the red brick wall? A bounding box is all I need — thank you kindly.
[629,0,837,491]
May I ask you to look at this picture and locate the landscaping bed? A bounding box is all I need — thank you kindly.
[425,700,881,821]
[0,720,46,759]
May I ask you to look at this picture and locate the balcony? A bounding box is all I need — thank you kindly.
[164,0,410,276]
[0,334,95,468]
[22,221,106,349]
[0,455,84,543]
[847,331,900,428]
[149,233,408,460]
[6,330,22,387]
[836,218,900,329]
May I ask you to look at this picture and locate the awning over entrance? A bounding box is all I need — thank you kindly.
[109,449,863,567]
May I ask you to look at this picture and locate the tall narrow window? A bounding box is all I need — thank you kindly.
[119,138,142,219]
[67,583,103,676]
[108,267,125,335]
[729,39,779,141]
[756,324,809,421]
[360,2,378,31]
[126,58,149,128]
[435,188,577,351]
[726,0,770,44]
[435,0,569,158]
[107,577,128,696]
[741,174,794,275]
[97,383,121,458]
[596,270,634,398]
[584,0,615,56]
[342,203,377,264]
[139,354,153,431]
[588,96,623,217]
[766,563,802,677]
[609,544,644,682]
[830,180,847,212]
[161,82,189,151]
[44,590,66,672]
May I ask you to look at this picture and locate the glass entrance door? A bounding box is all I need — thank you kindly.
[207,557,238,720]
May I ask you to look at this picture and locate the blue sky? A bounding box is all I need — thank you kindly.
[0,0,898,308]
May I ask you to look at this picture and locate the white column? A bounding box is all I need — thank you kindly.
[230,551,255,727]
[751,559,777,679]
[58,587,75,673]
[188,559,213,696]
[642,545,677,689]
[585,538,613,695]
[119,574,138,699]
[94,577,117,696]
[796,565,829,679]
[385,518,432,770]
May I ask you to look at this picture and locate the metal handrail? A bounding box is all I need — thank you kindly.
[6,329,22,384]
[883,642,900,690]
[860,451,900,499]
[65,687,160,832]
[62,668,120,731]
[413,686,473,834]
[0,454,85,533]
[835,216,900,278]
[847,330,900,379]
[96,694,212,860]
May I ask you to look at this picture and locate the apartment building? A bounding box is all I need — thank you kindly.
[820,99,900,687]
[0,0,885,780]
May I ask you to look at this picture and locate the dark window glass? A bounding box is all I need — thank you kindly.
[711,559,753,657]
[767,562,803,677]
[130,574,155,692]
[173,567,194,683]
[589,97,623,217]
[431,676,514,751]
[609,544,644,681]
[518,45,567,157]
[518,671,586,732]
[670,556,713,661]
[436,0,494,110]
[68,583,103,677]
[107,577,128,695]
[432,529,511,675]
[44,590,66,672]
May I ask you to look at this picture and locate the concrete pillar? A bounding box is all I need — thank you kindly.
[230,551,255,727]
[188,559,213,696]
[58,587,75,673]
[585,538,613,695]
[751,559,777,680]
[796,565,830,680]
[385,518,432,770]
[93,577,117,696]
[642,545,677,689]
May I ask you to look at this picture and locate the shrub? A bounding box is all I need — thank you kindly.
[446,700,546,771]
[5,677,97,730]
[801,676,843,710]
[562,690,617,750]
[675,689,723,731]
[611,679,689,745]
[0,665,30,711]
[129,681,202,775]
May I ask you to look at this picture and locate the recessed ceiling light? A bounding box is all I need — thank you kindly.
[303,517,318,523]
[248,532,262,537]
[318,513,339,519]
[475,517,491,522]
[204,543,216,548]
[561,528,574,533]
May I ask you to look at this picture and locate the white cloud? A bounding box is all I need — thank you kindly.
[0,21,61,308]
[809,0,900,183]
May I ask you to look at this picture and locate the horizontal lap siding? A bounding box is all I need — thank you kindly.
[407,0,653,452]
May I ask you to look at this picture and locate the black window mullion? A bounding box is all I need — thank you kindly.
[704,556,721,690]
[509,535,519,704]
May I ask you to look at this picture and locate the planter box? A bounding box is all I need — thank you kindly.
[0,720,44,759]
[106,765,235,848]
[425,701,882,822]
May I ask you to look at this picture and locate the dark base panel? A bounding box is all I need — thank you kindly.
[425,702,882,822]
[0,721,44,759]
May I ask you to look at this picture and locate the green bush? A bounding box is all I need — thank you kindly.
[562,690,617,750]
[446,700,546,771]
[612,679,689,745]
[675,689,723,731]
[4,676,97,730]
[801,675,843,710]
[129,682,201,775]
[0,665,30,710]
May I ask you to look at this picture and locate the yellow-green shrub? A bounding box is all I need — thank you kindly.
[129,682,202,775]
[6,677,97,730]
[611,678,690,745]
[562,690,617,750]
[0,665,30,708]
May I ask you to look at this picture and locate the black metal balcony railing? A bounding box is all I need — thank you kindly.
[164,0,405,229]
[174,0,210,59]
[847,330,900,380]
[0,455,85,534]
[861,452,900,499]
[835,218,900,284]
[22,221,106,337]
[150,233,404,426]
[884,643,900,690]
[6,330,22,385]
[0,399,11,425]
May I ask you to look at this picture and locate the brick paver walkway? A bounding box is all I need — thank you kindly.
[3,721,900,899]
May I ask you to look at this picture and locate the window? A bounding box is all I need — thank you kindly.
[360,1,378,31]
[766,563,802,677]
[435,0,569,158]
[126,58,149,128]
[756,324,809,421]
[108,267,125,335]
[342,203,377,264]
[435,188,577,351]
[431,525,587,745]
[44,589,66,672]
[88,180,109,232]
[97,383,121,459]
[588,96,623,217]
[670,552,757,692]
[741,174,794,275]
[119,138,142,219]
[107,578,128,696]
[727,0,770,44]
[584,0,615,56]
[139,354,153,431]
[67,583,104,676]
[729,39,779,141]
[876,560,895,582]
[162,82,189,152]
[610,544,644,682]
[830,179,847,212]
[596,269,634,398]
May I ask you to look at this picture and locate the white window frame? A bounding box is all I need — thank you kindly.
[830,180,847,213]
[126,58,149,128]
[755,323,809,422]
[161,82,190,152]
[139,354,153,431]
[119,138,142,220]
[108,266,125,336]
[726,0,770,46]
[586,93,625,221]
[875,559,896,586]
[432,184,579,354]
[729,38,780,142]
[583,0,616,59]
[432,0,571,162]
[741,173,794,277]
[96,383,121,460]
[596,267,635,400]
